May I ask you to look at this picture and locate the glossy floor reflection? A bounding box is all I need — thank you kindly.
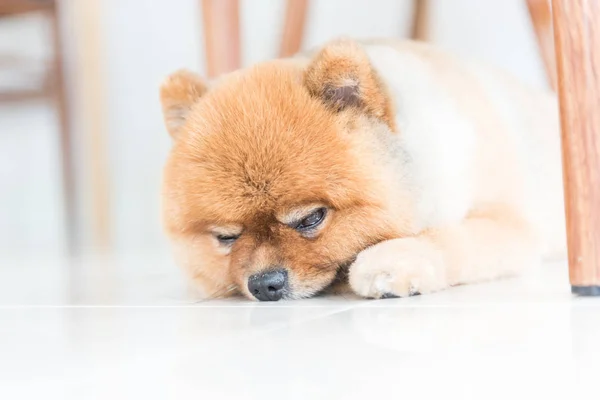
[0,257,599,399]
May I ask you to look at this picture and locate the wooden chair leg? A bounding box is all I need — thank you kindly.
[552,0,600,296]
[279,0,308,58]
[48,6,77,253]
[526,0,557,90]
[202,0,240,77]
[410,0,430,41]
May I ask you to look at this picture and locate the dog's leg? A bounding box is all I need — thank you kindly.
[349,206,540,298]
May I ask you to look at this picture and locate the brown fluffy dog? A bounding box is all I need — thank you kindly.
[160,39,565,301]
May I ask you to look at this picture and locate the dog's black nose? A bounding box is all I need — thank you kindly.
[248,269,288,301]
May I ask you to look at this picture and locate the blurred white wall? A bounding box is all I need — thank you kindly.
[0,0,548,257]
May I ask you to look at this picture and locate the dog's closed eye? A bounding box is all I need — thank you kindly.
[293,208,327,232]
[210,225,243,248]
[215,233,240,246]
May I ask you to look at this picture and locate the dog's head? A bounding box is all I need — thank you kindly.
[160,40,415,300]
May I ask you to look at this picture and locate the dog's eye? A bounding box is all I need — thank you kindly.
[295,208,327,231]
[215,234,240,245]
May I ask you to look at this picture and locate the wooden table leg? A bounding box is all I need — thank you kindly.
[202,0,240,78]
[552,0,600,296]
[279,0,308,58]
[526,0,557,90]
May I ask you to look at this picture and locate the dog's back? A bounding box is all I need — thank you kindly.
[320,39,566,258]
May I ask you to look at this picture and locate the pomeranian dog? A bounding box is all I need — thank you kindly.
[159,38,565,301]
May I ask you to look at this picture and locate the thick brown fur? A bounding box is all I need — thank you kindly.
[161,41,414,299]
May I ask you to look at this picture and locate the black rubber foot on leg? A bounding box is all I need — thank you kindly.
[571,285,600,296]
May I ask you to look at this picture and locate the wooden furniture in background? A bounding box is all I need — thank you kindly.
[406,0,557,89]
[201,0,310,73]
[279,0,308,58]
[552,0,600,296]
[199,0,555,87]
[410,0,430,41]
[527,0,557,90]
[201,0,432,76]
[202,0,240,78]
[1,0,111,253]
[0,0,76,252]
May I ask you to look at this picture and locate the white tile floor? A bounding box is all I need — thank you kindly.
[1,256,599,400]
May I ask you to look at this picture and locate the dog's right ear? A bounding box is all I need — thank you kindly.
[160,69,208,138]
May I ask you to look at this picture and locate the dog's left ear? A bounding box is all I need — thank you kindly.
[304,39,395,130]
[160,69,208,139]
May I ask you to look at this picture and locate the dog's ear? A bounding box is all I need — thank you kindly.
[303,39,395,130]
[160,69,208,138]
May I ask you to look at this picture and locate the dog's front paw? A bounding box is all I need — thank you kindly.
[349,238,448,299]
